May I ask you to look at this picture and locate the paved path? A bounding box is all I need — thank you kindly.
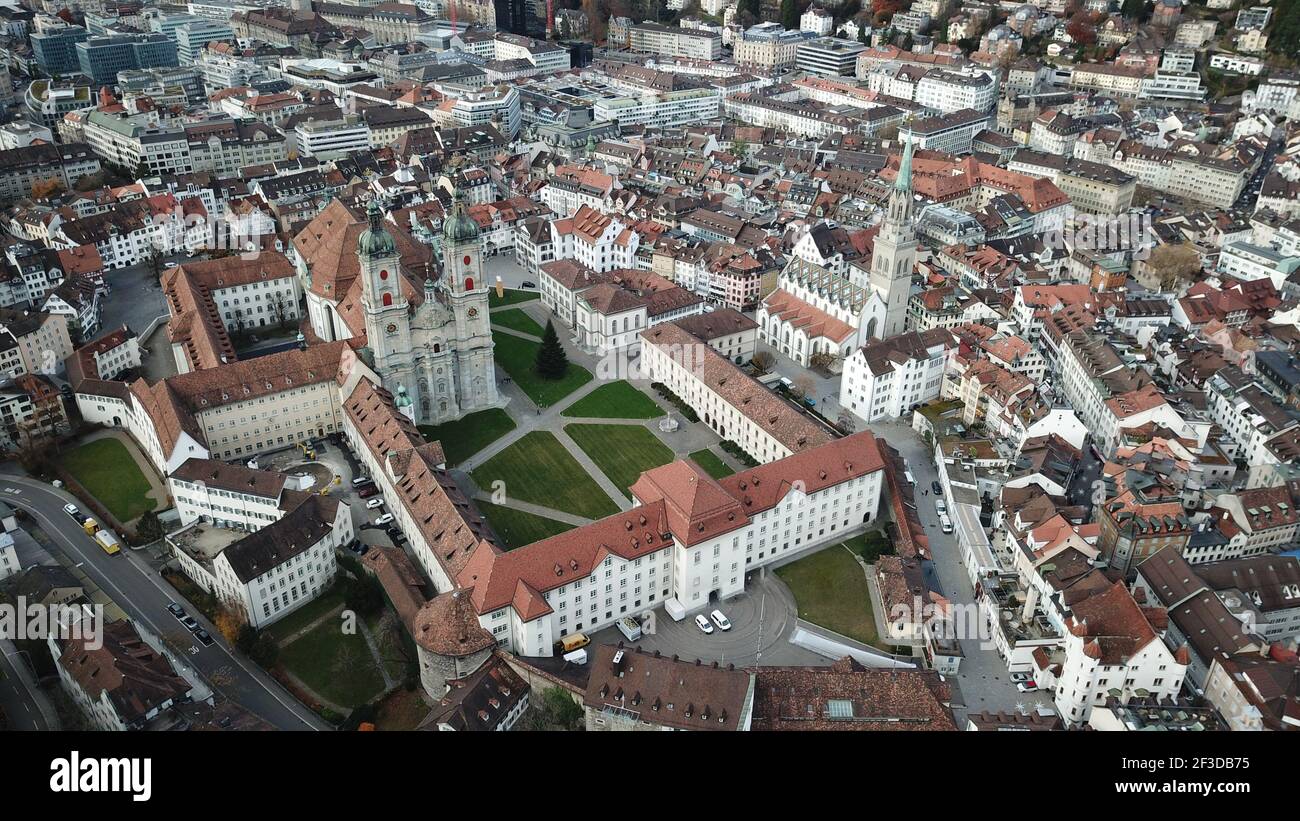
[275,602,344,646]
[358,619,397,692]
[471,492,594,527]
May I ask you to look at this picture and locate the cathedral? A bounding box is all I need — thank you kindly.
[757,137,917,368]
[350,190,500,425]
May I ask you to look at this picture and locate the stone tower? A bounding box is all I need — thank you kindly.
[358,198,417,406]
[441,186,498,413]
[869,135,918,340]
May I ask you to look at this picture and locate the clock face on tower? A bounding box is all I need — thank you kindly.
[386,323,397,334]
[467,307,478,318]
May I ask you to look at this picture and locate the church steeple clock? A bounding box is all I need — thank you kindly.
[442,185,488,339]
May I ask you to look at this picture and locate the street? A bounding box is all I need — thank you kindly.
[0,637,55,731]
[0,474,329,731]
[868,418,1055,718]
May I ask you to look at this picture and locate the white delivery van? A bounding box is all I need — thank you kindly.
[939,513,953,534]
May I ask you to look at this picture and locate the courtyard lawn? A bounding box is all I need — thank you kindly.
[476,500,574,549]
[844,530,893,563]
[490,308,545,338]
[564,423,675,497]
[471,431,619,520]
[59,438,157,522]
[417,408,516,467]
[688,448,734,480]
[775,544,882,648]
[561,380,663,420]
[492,331,592,407]
[489,289,540,308]
[276,620,387,709]
[263,588,346,643]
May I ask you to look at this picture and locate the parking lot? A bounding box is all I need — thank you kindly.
[586,573,828,668]
[254,436,402,555]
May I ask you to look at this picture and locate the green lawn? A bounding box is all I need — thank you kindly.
[490,307,545,337]
[59,438,157,522]
[277,619,386,709]
[417,408,516,467]
[489,289,541,308]
[492,330,592,407]
[476,500,574,549]
[564,424,675,497]
[561,380,663,419]
[688,449,734,480]
[471,431,619,520]
[264,588,346,642]
[775,545,882,648]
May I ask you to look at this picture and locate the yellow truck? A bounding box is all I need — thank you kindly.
[94,529,121,556]
[82,518,99,536]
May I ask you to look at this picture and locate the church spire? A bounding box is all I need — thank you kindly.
[895,134,914,194]
[886,133,915,229]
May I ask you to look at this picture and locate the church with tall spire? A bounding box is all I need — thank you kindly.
[868,134,918,340]
[343,188,498,424]
[756,135,919,366]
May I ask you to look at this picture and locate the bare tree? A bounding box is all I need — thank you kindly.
[1146,243,1202,291]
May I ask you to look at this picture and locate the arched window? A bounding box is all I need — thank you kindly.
[379,269,388,280]
[464,276,474,291]
[433,343,441,353]
[382,292,392,307]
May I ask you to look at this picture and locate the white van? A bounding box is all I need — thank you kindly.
[935,498,946,515]
[904,470,916,486]
[939,513,953,534]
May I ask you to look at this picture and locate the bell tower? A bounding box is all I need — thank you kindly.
[440,184,498,411]
[358,198,414,397]
[442,185,489,340]
[869,134,917,340]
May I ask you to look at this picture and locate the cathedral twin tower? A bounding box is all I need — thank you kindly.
[358,189,500,424]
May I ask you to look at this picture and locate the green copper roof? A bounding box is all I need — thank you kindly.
[357,198,396,258]
[442,185,479,245]
[895,136,914,193]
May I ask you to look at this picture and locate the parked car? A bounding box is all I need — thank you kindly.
[710,609,732,631]
[365,497,385,510]
[1010,672,1031,684]
[386,527,406,544]
[694,614,714,634]
[931,480,942,494]
[180,616,200,633]
[357,485,380,499]
[167,603,185,619]
[521,281,537,289]
[63,503,81,519]
[374,513,394,526]
[194,629,214,647]
[352,475,372,487]
[1016,681,1039,693]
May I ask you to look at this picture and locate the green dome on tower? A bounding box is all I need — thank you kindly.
[442,185,479,245]
[358,198,396,258]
